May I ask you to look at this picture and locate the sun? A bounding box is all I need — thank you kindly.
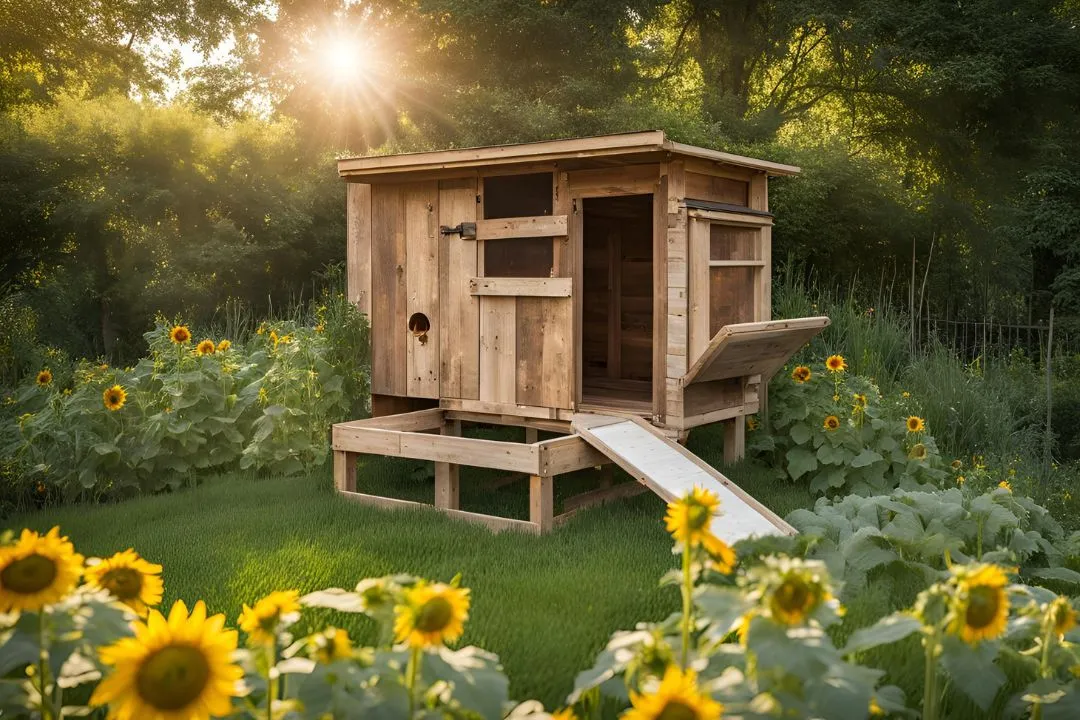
[318,37,371,85]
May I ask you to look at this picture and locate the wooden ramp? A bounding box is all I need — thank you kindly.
[572,413,795,543]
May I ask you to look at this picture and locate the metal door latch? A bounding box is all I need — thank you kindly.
[439,222,477,239]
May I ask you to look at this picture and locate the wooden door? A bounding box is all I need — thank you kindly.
[439,178,480,400]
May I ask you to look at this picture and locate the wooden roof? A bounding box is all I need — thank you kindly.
[337,130,801,181]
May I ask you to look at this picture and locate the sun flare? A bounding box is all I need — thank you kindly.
[319,37,371,84]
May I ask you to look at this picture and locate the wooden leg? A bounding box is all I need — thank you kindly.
[529,474,554,534]
[333,450,357,492]
[525,427,538,444]
[723,419,746,464]
[436,420,461,510]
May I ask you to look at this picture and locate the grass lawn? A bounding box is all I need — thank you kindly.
[6,424,813,708]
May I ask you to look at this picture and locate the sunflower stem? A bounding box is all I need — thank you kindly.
[922,626,940,720]
[1032,620,1056,720]
[266,639,276,720]
[37,610,53,720]
[680,542,693,669]
[406,647,423,717]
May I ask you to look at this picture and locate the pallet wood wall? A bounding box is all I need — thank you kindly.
[439,178,480,400]
[346,184,371,315]
[370,184,408,395]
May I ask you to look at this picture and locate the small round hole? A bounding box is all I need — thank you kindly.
[408,312,431,336]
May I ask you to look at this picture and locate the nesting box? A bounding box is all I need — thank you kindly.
[332,131,828,537]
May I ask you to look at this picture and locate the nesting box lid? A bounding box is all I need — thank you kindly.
[337,130,801,181]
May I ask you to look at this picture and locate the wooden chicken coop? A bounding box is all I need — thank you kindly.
[332,131,828,540]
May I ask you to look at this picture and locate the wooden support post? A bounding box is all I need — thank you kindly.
[525,427,538,444]
[529,474,554,534]
[723,419,746,464]
[435,420,461,510]
[334,450,358,493]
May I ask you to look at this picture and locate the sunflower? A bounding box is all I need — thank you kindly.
[0,526,84,613]
[551,710,577,720]
[195,340,215,356]
[216,340,231,352]
[908,443,928,461]
[702,533,736,575]
[85,549,163,616]
[951,459,963,470]
[394,582,471,648]
[624,666,722,720]
[761,558,833,626]
[998,480,1012,493]
[906,415,925,433]
[852,393,867,408]
[823,415,841,431]
[950,564,1010,643]
[103,385,127,411]
[169,325,191,344]
[902,391,911,398]
[1049,597,1077,638]
[664,486,721,547]
[91,599,242,720]
[956,475,966,485]
[309,627,353,663]
[268,330,278,346]
[745,416,759,432]
[36,369,53,387]
[825,354,846,373]
[238,590,301,646]
[791,365,812,383]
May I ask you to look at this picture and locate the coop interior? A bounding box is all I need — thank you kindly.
[581,194,654,413]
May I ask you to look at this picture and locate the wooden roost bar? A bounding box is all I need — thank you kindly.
[332,131,828,538]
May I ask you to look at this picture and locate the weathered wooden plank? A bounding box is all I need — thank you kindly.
[516,297,545,407]
[346,183,372,316]
[370,184,408,395]
[333,450,358,492]
[468,277,572,297]
[537,435,609,475]
[332,425,403,455]
[529,474,554,534]
[687,209,772,226]
[688,217,710,368]
[652,174,669,421]
[561,481,649,513]
[479,296,517,404]
[336,408,445,432]
[434,420,460,510]
[406,182,440,399]
[338,490,539,535]
[541,298,573,409]
[475,215,568,240]
[439,178,480,400]
[682,317,831,386]
[685,171,748,206]
[440,397,560,420]
[568,164,660,197]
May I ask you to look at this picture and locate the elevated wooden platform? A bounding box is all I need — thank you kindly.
[332,407,792,540]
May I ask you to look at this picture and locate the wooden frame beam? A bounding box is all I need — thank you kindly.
[468,277,572,297]
[475,215,568,240]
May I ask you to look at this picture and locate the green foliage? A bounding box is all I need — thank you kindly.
[0,294,368,510]
[787,487,1071,596]
[749,358,947,495]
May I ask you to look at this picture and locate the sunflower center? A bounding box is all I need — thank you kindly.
[415,597,454,633]
[101,567,143,600]
[0,553,58,594]
[656,700,701,720]
[136,645,210,711]
[775,578,811,614]
[965,586,1001,629]
[686,504,711,532]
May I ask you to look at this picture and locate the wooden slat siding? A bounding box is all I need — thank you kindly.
[568,164,660,197]
[541,296,572,408]
[688,218,710,367]
[685,171,749,206]
[468,277,572,297]
[438,178,480,400]
[516,297,545,407]
[683,378,745,416]
[336,408,445,432]
[405,182,440,399]
[683,157,755,182]
[664,160,688,425]
[479,296,516,403]
[676,402,758,431]
[710,266,757,336]
[475,215,567,240]
[652,175,668,422]
[346,183,372,315]
[440,397,563,419]
[370,184,407,395]
[749,173,771,322]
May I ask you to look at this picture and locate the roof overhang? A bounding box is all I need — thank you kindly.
[336,131,801,181]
